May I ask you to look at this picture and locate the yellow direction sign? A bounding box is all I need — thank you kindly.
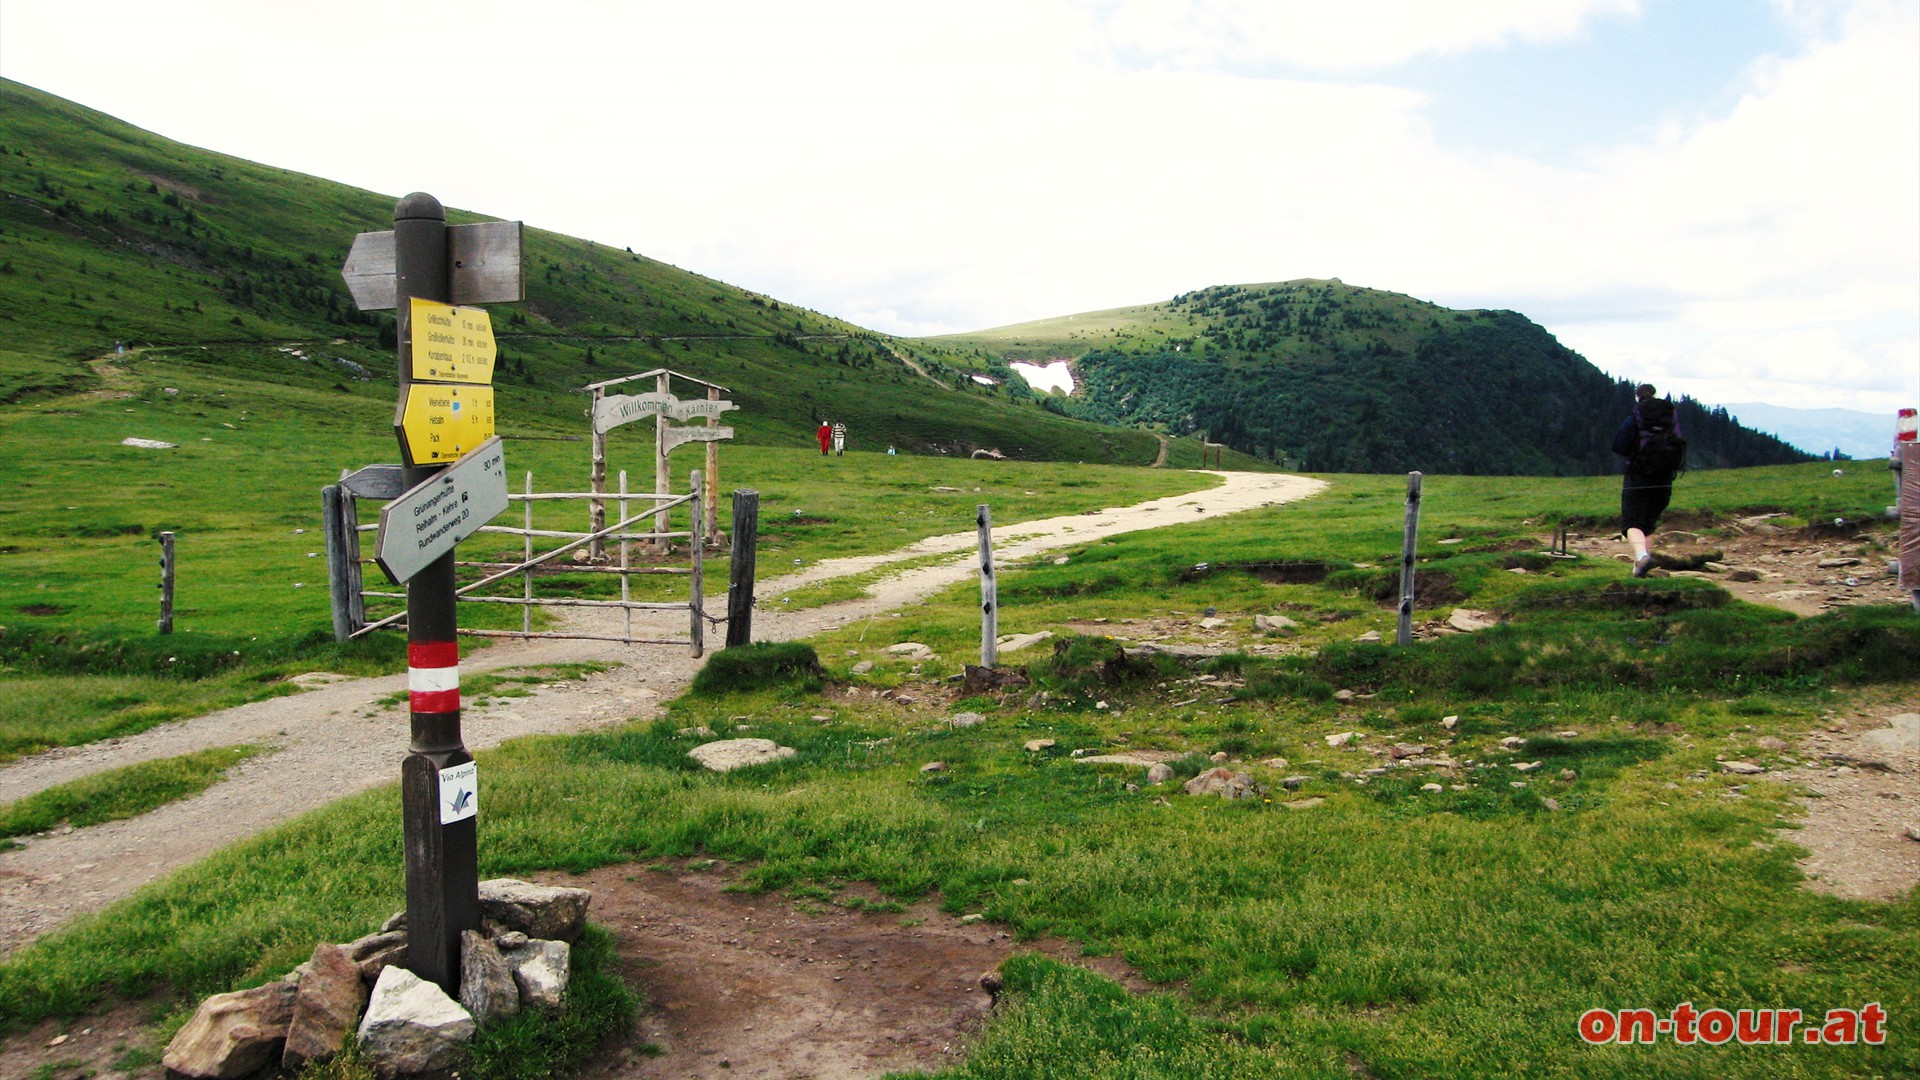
[396,383,495,466]
[409,298,497,385]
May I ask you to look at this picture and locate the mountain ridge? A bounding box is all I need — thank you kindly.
[934,280,1813,475]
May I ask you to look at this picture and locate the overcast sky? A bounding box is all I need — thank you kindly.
[3,0,1915,415]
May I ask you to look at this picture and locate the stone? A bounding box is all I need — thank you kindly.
[850,661,875,675]
[1817,557,1862,568]
[1075,750,1184,766]
[1513,761,1542,773]
[1904,826,1920,843]
[1718,760,1766,775]
[1325,731,1358,747]
[1355,631,1382,643]
[1183,768,1258,799]
[947,711,987,729]
[1499,736,1527,750]
[478,878,592,943]
[1284,797,1325,810]
[1420,783,1444,793]
[1755,736,1790,752]
[1254,614,1299,633]
[459,930,520,1028]
[344,930,409,985]
[283,944,369,1071]
[676,725,717,738]
[163,980,298,1079]
[1261,757,1290,770]
[1209,751,1229,763]
[503,938,572,1010]
[920,761,948,774]
[1542,798,1562,811]
[688,737,798,773]
[886,642,935,659]
[1441,715,1459,730]
[495,931,529,950]
[962,665,1032,692]
[1333,690,1357,704]
[1854,714,1920,769]
[357,966,475,1076]
[1024,738,1056,752]
[1281,775,1309,790]
[1146,762,1173,784]
[1447,609,1497,632]
[1388,743,1431,760]
[1559,769,1577,781]
[1729,569,1761,582]
[996,631,1055,654]
[1199,616,1227,630]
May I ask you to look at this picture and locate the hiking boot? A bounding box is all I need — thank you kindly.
[1632,554,1653,578]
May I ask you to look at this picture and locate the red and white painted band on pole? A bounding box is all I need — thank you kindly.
[408,641,459,713]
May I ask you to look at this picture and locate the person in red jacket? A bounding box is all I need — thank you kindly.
[816,420,832,455]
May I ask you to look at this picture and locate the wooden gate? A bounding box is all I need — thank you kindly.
[324,470,711,655]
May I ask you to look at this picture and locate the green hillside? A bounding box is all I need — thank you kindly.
[0,77,1223,468]
[937,280,1814,475]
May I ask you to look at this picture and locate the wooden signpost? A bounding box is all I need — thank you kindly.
[341,194,522,993]
[583,370,736,558]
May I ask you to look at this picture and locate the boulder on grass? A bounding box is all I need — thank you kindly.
[356,966,475,1077]
[1183,768,1258,800]
[283,943,369,1071]
[503,938,572,1010]
[478,878,592,943]
[459,930,521,1026]
[162,979,297,1079]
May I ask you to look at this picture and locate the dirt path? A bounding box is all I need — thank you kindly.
[0,470,1325,958]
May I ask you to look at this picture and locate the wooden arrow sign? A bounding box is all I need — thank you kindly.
[374,437,509,584]
[342,220,526,311]
[661,424,735,453]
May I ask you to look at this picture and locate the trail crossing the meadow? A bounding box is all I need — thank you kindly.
[0,470,1325,956]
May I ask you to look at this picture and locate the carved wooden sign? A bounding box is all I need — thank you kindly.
[661,425,735,453]
[593,392,738,434]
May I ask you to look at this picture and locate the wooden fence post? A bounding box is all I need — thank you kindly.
[1397,471,1423,646]
[323,485,353,642]
[726,489,759,648]
[978,504,998,666]
[690,470,705,657]
[157,530,175,635]
[589,385,607,562]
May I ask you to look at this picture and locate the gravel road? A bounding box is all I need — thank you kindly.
[0,471,1326,957]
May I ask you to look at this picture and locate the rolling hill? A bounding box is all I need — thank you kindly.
[934,280,1814,475]
[0,77,1200,468]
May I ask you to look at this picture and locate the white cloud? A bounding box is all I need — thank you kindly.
[1081,0,1641,71]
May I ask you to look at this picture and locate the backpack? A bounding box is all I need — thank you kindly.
[1631,400,1687,476]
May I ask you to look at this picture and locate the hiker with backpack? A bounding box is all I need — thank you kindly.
[1612,384,1687,577]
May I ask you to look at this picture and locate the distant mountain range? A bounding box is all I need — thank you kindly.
[1717,402,1904,461]
[937,282,1812,475]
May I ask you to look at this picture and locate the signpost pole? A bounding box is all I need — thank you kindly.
[157,531,176,635]
[978,505,998,666]
[393,192,478,993]
[1397,472,1423,647]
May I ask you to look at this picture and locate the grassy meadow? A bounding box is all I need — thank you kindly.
[0,454,1914,1078]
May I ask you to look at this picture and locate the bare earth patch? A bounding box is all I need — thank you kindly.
[1774,696,1920,904]
[564,863,1144,1080]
